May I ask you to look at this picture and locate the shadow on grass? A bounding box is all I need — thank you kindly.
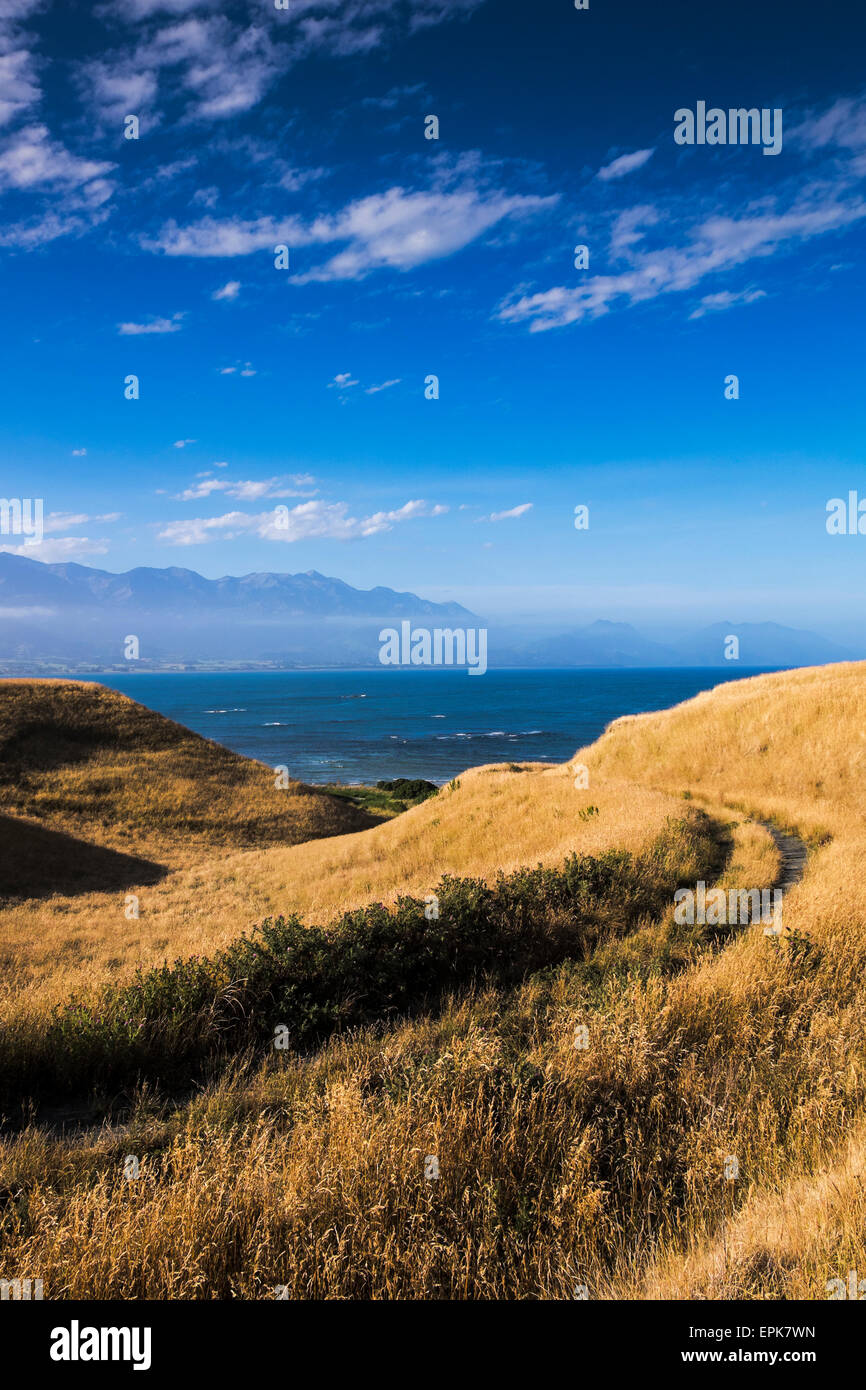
[0,813,167,902]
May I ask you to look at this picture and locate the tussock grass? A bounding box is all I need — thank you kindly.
[1,813,715,1108]
[0,737,679,1019]
[0,679,374,871]
[2,664,865,1299]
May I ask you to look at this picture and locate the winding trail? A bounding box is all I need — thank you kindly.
[761,821,809,896]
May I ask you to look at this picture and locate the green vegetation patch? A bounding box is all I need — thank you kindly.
[321,778,438,818]
[1,813,720,1108]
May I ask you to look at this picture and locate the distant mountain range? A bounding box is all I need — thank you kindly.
[505,618,855,670]
[0,553,477,669]
[0,553,857,672]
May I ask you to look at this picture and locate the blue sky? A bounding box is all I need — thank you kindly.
[2,0,865,639]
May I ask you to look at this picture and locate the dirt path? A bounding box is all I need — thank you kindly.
[762,822,809,895]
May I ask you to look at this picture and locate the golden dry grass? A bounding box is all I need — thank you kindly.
[0,810,773,1301]
[0,677,372,1015]
[0,695,681,1017]
[629,1118,866,1300]
[2,663,866,1300]
[0,679,373,867]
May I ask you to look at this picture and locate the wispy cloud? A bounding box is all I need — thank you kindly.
[174,474,316,501]
[0,0,42,129]
[75,60,159,127]
[0,48,40,130]
[212,279,240,300]
[146,181,557,282]
[157,497,448,545]
[365,379,401,394]
[83,0,484,130]
[597,148,655,181]
[118,312,184,335]
[498,92,866,333]
[498,184,866,331]
[43,511,121,533]
[0,124,114,194]
[789,93,866,151]
[0,536,110,561]
[689,287,767,319]
[481,503,533,522]
[360,82,426,110]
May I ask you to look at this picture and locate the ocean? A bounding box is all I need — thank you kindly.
[85,667,776,786]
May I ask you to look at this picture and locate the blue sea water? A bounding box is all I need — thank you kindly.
[85,667,776,786]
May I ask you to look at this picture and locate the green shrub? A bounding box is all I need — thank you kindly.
[1,815,719,1107]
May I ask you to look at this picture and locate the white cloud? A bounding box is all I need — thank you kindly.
[498,184,866,331]
[43,511,121,533]
[139,17,282,121]
[689,288,767,319]
[365,379,401,394]
[0,47,40,128]
[597,148,655,181]
[278,165,328,192]
[0,0,41,128]
[329,372,359,389]
[0,208,112,249]
[0,536,110,561]
[71,447,87,456]
[482,503,533,522]
[175,474,316,502]
[146,183,557,283]
[790,94,866,151]
[157,497,448,545]
[609,204,660,259]
[407,0,484,32]
[122,0,209,17]
[361,83,426,110]
[76,61,159,125]
[118,313,184,335]
[296,186,557,283]
[212,279,240,300]
[0,125,114,194]
[173,438,196,448]
[84,1,483,131]
[0,121,115,248]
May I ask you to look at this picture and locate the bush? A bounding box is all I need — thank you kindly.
[2,815,718,1106]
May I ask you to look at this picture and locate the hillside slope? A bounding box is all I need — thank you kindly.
[573,661,866,1298]
[0,680,375,877]
[2,665,863,1301]
[0,756,684,1016]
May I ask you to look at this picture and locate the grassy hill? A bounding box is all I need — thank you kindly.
[0,679,376,872]
[0,680,690,1016]
[0,665,864,1300]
